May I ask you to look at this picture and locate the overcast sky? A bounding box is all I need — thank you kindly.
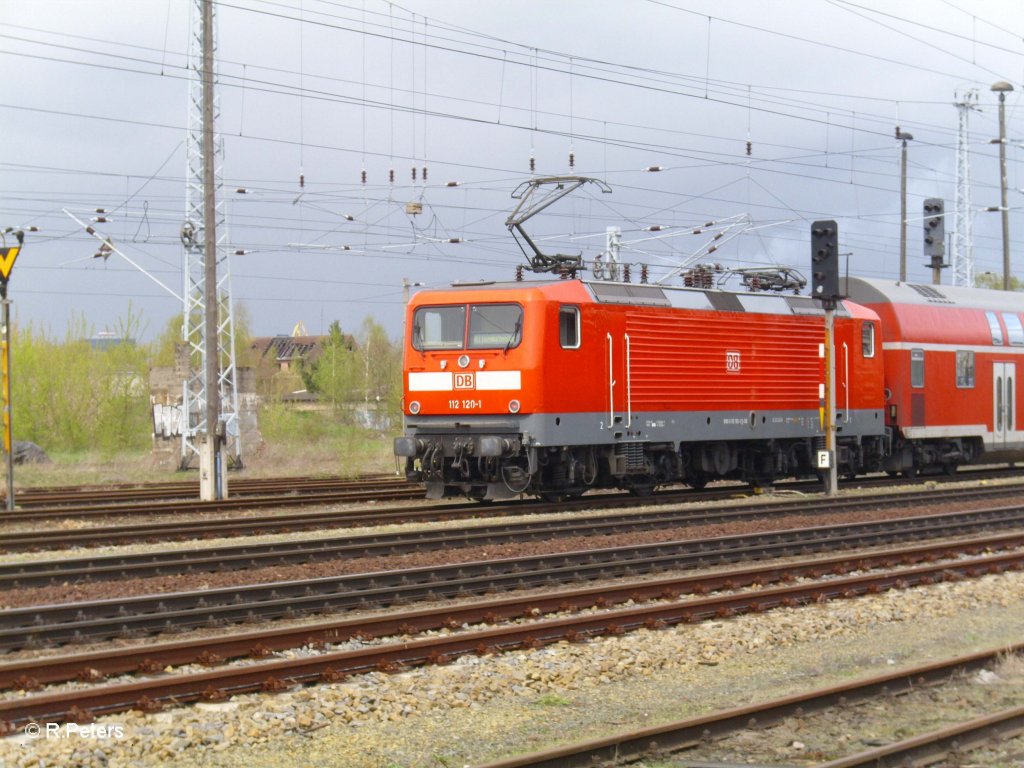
[2,0,1022,342]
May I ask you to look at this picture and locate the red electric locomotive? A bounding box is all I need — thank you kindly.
[844,277,1023,475]
[394,278,888,499]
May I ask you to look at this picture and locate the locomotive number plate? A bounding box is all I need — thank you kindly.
[726,351,741,372]
[448,399,483,410]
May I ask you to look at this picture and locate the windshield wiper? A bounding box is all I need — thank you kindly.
[503,318,522,354]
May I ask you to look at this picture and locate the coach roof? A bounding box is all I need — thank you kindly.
[843,276,1024,313]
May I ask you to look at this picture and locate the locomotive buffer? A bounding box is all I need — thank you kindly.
[811,221,841,497]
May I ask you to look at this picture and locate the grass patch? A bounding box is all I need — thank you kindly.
[13,451,174,488]
[255,404,401,478]
[12,405,402,489]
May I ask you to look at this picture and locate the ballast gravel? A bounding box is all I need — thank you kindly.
[3,569,1023,768]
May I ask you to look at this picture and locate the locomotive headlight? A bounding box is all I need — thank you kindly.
[409,400,421,415]
[508,399,521,414]
[458,354,470,369]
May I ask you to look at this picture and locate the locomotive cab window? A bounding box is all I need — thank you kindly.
[861,321,876,358]
[911,348,925,388]
[956,350,975,388]
[1003,313,1024,346]
[559,306,580,349]
[413,305,466,350]
[986,311,1004,345]
[468,303,523,350]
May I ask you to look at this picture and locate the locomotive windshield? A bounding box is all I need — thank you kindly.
[412,305,465,350]
[412,303,523,351]
[469,304,522,349]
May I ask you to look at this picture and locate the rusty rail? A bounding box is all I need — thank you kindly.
[1,545,1022,730]
[4,502,1024,651]
[5,484,1023,586]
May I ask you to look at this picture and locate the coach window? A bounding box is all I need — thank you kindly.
[559,306,580,349]
[911,348,925,388]
[956,350,975,388]
[413,305,466,350]
[468,303,523,350]
[861,321,875,358]
[1003,313,1024,346]
[986,311,1004,345]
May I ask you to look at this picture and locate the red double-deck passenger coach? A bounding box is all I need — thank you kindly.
[844,277,1023,475]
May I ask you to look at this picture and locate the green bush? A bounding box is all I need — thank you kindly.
[8,306,403,468]
[12,314,151,455]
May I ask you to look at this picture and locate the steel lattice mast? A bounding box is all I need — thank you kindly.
[952,89,979,287]
[182,0,241,474]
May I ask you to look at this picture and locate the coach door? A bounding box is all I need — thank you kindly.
[993,362,1015,447]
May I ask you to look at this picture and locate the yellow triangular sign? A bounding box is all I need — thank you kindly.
[0,246,19,281]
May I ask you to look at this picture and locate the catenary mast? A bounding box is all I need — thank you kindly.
[182,0,241,493]
[952,90,979,287]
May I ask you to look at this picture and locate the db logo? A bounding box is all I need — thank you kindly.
[725,351,741,372]
[454,373,475,389]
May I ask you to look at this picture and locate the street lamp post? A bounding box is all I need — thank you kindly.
[896,128,914,282]
[991,81,1014,291]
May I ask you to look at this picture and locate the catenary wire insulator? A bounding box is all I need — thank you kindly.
[569,152,575,169]
[422,166,428,181]
[412,166,417,181]
[299,173,305,188]
[389,168,395,183]
[361,169,367,184]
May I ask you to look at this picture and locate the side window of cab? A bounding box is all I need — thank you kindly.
[861,321,875,358]
[559,306,580,349]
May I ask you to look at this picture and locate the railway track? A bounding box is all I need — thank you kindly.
[3,502,1023,651]
[2,542,1021,731]
[5,464,1018,528]
[0,483,426,527]
[471,644,1024,768]
[3,482,1024,585]
[4,474,1023,553]
[9,473,407,508]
